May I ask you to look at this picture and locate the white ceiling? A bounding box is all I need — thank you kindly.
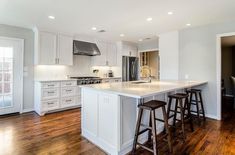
[1,0,235,42]
[222,35,235,47]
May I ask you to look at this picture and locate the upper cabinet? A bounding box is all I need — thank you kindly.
[91,40,117,66]
[34,29,73,65]
[122,44,138,57]
[57,34,73,65]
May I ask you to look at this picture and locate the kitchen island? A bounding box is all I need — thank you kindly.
[80,80,207,155]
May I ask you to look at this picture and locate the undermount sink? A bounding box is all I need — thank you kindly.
[131,81,149,84]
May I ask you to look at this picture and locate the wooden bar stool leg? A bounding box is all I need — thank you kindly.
[151,110,158,155]
[199,92,206,121]
[148,111,152,142]
[162,106,173,153]
[172,99,178,134]
[179,99,186,142]
[132,108,143,154]
[186,97,194,132]
[194,92,201,124]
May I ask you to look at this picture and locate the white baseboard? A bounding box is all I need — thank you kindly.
[21,108,34,113]
[205,114,219,120]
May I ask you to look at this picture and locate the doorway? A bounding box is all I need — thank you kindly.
[139,51,160,80]
[0,37,24,115]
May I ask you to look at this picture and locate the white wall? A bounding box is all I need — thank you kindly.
[159,31,179,80]
[179,20,235,119]
[0,24,34,111]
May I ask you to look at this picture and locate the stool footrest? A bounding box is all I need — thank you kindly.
[137,143,154,153]
[155,118,165,122]
[138,128,151,136]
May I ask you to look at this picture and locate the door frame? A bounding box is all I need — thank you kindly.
[216,32,235,120]
[0,36,24,114]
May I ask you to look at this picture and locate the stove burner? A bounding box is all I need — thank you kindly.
[70,76,102,85]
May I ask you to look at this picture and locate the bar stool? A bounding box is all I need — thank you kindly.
[132,100,172,155]
[167,93,194,142]
[186,89,206,123]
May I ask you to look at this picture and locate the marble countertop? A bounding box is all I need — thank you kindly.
[80,80,207,98]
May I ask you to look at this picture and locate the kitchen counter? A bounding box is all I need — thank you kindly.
[80,80,207,98]
[81,80,207,155]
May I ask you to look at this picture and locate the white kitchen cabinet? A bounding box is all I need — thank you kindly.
[92,40,107,66]
[122,44,138,57]
[34,29,73,65]
[57,34,73,65]
[107,43,117,66]
[98,93,118,147]
[36,31,57,65]
[92,41,117,66]
[34,80,80,116]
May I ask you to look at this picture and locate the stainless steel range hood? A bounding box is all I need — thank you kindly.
[73,40,101,56]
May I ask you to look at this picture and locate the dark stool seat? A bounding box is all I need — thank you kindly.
[167,93,194,142]
[186,89,206,124]
[132,100,172,155]
[138,100,166,110]
[187,89,201,93]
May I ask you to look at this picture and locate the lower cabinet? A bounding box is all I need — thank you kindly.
[82,89,119,150]
[34,80,81,116]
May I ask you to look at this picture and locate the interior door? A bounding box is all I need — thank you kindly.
[0,37,23,115]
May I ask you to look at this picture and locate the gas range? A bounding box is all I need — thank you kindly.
[70,76,102,85]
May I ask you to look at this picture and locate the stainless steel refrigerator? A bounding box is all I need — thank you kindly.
[122,56,139,81]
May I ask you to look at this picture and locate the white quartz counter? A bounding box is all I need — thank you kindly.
[80,80,207,98]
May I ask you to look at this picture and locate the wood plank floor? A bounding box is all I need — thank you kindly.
[0,108,235,155]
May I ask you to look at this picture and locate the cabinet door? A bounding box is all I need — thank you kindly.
[129,46,138,57]
[39,32,57,64]
[98,93,118,148]
[107,43,117,66]
[91,40,107,66]
[57,34,73,65]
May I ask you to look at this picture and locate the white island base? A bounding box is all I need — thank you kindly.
[81,81,207,155]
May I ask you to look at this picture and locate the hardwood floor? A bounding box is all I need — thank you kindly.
[0,108,235,155]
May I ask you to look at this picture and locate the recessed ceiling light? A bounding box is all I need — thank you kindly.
[186,23,191,26]
[120,34,125,37]
[168,11,173,15]
[91,27,97,30]
[48,16,55,19]
[138,39,143,42]
[146,17,153,21]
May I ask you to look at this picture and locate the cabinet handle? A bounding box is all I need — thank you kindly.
[58,58,59,64]
[48,84,55,87]
[48,102,54,105]
[66,83,72,86]
[65,99,72,102]
[47,91,55,94]
[129,51,131,56]
[65,89,72,92]
[55,58,57,64]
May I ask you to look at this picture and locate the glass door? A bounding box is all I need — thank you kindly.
[0,37,23,115]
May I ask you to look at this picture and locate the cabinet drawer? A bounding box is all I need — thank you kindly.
[61,97,76,108]
[61,87,76,97]
[42,88,60,100]
[41,82,60,88]
[42,99,59,111]
[61,81,77,87]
